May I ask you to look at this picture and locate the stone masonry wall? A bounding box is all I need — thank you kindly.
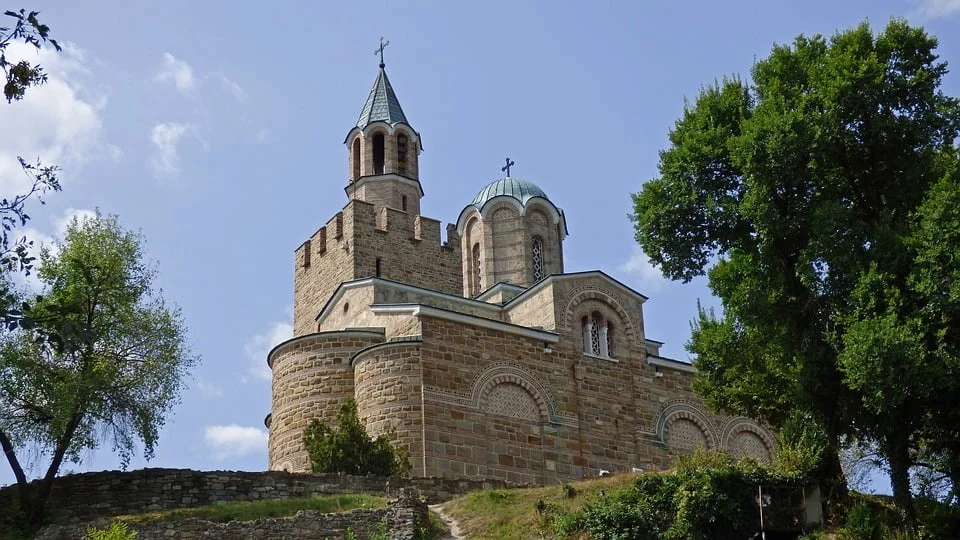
[0,469,513,525]
[36,492,428,540]
[294,200,462,337]
[268,330,385,472]
[353,341,425,475]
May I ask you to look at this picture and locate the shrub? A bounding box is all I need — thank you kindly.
[303,398,411,477]
[85,521,138,540]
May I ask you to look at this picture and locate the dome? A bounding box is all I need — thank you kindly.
[470,177,550,208]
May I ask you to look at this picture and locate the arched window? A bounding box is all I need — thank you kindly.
[372,133,385,175]
[397,134,408,176]
[581,312,615,359]
[352,138,361,180]
[471,243,482,296]
[532,236,544,281]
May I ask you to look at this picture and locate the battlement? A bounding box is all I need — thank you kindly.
[293,199,464,336]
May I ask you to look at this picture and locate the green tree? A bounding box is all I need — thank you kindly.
[303,398,411,477]
[0,214,198,527]
[630,20,960,528]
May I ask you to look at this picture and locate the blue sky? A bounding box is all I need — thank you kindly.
[1,1,958,489]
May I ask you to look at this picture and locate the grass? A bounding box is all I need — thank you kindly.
[440,473,641,540]
[114,493,387,524]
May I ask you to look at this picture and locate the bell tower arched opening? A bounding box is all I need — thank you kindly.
[351,138,361,181]
[372,133,385,175]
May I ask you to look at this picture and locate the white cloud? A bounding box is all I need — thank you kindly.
[244,321,293,382]
[155,52,195,93]
[619,246,669,292]
[213,73,246,102]
[195,378,224,399]
[255,128,270,144]
[203,425,267,459]
[0,42,106,197]
[150,122,192,177]
[913,0,960,18]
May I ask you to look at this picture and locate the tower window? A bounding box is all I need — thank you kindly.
[471,243,482,296]
[582,312,615,359]
[352,138,361,180]
[532,236,544,281]
[375,257,382,277]
[372,133,385,175]
[401,195,407,212]
[397,134,408,176]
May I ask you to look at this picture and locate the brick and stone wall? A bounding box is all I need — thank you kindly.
[353,340,425,475]
[0,469,515,525]
[268,330,385,471]
[295,200,462,336]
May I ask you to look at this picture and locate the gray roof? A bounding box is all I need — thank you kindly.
[471,177,550,208]
[356,68,409,129]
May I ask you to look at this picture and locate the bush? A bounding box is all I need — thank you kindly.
[303,398,411,477]
[85,521,138,540]
[555,450,808,540]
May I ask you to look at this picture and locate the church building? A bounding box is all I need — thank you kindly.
[265,56,776,484]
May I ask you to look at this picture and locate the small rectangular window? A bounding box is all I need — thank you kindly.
[375,257,382,277]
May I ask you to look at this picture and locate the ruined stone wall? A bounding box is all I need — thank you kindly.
[37,497,426,540]
[4,469,509,526]
[268,330,385,472]
[353,340,425,475]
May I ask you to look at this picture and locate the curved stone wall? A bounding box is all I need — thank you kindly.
[352,340,424,475]
[268,330,385,472]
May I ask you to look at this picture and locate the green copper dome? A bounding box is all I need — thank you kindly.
[471,178,550,208]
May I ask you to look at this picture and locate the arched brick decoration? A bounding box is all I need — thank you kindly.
[667,418,709,452]
[563,288,638,345]
[484,383,541,421]
[652,401,719,450]
[470,364,555,423]
[721,418,776,464]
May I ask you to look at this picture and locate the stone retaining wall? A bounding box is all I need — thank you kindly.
[0,468,514,524]
[36,491,428,540]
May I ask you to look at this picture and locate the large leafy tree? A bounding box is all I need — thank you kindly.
[631,20,960,527]
[0,214,198,526]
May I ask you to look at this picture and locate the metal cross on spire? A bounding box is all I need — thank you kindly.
[502,157,515,177]
[374,37,390,68]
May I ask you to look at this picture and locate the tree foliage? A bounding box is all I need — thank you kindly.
[303,398,411,477]
[631,19,960,528]
[0,214,197,526]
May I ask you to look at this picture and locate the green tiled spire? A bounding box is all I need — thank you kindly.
[356,67,409,129]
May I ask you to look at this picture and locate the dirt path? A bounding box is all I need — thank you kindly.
[428,503,466,540]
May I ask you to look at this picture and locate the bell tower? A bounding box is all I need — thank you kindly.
[343,41,423,217]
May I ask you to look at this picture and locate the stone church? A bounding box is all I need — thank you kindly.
[264,59,776,484]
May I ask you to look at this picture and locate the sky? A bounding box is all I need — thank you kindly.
[1,0,958,489]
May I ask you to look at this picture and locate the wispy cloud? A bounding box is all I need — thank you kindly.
[213,73,246,102]
[195,378,224,399]
[243,321,293,382]
[155,52,196,94]
[149,122,192,177]
[203,425,267,459]
[619,246,669,293]
[912,0,960,19]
